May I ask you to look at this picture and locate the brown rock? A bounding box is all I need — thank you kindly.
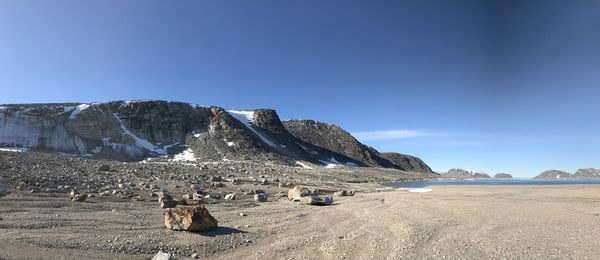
[164,206,218,232]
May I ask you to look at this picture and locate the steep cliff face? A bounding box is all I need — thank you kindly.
[0,101,213,161]
[0,101,434,172]
[282,119,434,172]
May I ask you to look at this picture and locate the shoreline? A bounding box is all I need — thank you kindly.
[2,184,600,259]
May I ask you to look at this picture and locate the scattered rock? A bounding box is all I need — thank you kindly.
[191,253,199,259]
[302,195,334,206]
[261,179,269,185]
[334,190,355,197]
[254,193,267,202]
[151,251,174,260]
[239,212,247,217]
[164,206,218,232]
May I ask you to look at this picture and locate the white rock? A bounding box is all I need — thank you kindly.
[225,193,236,200]
[152,251,173,260]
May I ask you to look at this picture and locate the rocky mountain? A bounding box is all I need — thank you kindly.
[442,168,491,179]
[533,170,572,179]
[0,100,433,173]
[282,119,433,173]
[378,152,433,173]
[573,168,600,179]
[494,173,513,179]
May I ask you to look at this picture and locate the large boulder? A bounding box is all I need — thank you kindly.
[287,186,316,201]
[68,194,88,202]
[164,206,218,232]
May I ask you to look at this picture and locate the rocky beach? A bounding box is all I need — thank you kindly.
[1,155,599,259]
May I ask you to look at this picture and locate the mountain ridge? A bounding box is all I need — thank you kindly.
[0,100,433,173]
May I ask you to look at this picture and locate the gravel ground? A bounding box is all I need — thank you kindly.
[1,185,600,259]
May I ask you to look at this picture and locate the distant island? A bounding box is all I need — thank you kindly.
[533,168,600,179]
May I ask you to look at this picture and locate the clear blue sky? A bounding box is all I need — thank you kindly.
[1,0,599,177]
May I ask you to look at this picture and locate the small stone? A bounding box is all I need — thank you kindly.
[239,212,247,217]
[224,193,236,200]
[99,164,111,171]
[190,184,204,191]
[211,182,224,188]
[302,195,333,206]
[151,251,173,260]
[159,195,177,208]
[192,193,203,201]
[191,253,199,259]
[68,194,88,202]
[254,193,267,202]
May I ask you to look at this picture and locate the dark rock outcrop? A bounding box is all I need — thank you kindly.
[534,170,572,179]
[379,152,433,173]
[283,119,433,173]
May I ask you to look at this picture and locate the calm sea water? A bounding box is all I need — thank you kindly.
[386,179,600,188]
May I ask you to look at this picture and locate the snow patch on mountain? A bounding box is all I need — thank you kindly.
[67,104,91,119]
[113,113,166,155]
[172,148,197,162]
[0,147,29,152]
[295,161,313,169]
[227,110,278,148]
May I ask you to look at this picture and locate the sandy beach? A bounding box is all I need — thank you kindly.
[1,184,599,259]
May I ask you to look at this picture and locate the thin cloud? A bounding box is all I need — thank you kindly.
[352,130,444,141]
